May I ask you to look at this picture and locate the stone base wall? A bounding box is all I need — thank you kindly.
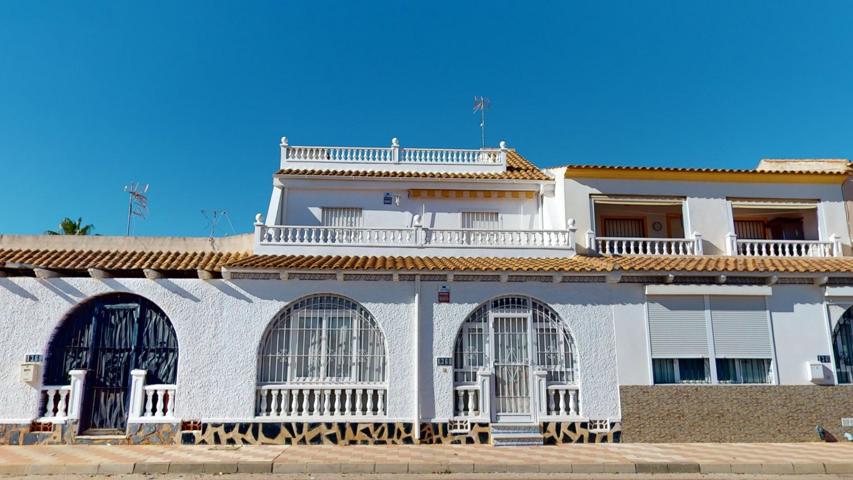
[542,421,621,444]
[0,422,180,445]
[620,385,853,442]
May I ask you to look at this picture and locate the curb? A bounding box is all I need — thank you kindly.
[2,461,852,475]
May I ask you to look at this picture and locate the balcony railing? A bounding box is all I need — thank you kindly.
[256,224,575,250]
[586,231,703,256]
[256,384,386,419]
[38,370,85,423]
[281,137,506,167]
[128,370,177,423]
[726,234,841,257]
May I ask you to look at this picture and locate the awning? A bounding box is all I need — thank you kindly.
[591,195,685,206]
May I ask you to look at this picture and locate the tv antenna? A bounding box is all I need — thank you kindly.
[201,209,235,238]
[124,182,149,235]
[473,96,491,148]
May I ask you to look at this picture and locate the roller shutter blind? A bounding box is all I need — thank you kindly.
[647,296,708,358]
[709,296,771,358]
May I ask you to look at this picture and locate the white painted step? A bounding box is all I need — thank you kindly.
[490,423,543,446]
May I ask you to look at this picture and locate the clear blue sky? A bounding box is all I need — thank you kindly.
[2,1,852,236]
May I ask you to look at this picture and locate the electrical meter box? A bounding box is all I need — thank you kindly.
[20,354,43,385]
[807,361,832,385]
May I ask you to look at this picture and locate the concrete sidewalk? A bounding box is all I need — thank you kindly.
[0,443,851,475]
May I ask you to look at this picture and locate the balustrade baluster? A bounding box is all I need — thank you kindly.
[301,389,310,416]
[558,390,567,416]
[366,389,375,416]
[58,390,69,417]
[260,389,269,416]
[155,389,165,416]
[165,390,175,417]
[291,389,300,415]
[312,389,321,415]
[355,389,363,416]
[377,390,385,416]
[569,390,578,416]
[344,389,352,415]
[333,389,342,415]
[468,389,477,416]
[144,389,154,417]
[548,390,556,415]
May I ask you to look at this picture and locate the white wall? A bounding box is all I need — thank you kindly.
[283,187,539,230]
[0,277,417,422]
[610,284,837,386]
[559,178,850,255]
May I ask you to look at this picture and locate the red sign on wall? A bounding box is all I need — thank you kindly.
[438,285,450,303]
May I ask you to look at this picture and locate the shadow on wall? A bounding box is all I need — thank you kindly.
[41,279,86,304]
[0,278,38,301]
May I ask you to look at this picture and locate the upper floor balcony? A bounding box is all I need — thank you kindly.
[279,137,509,174]
[253,215,577,258]
[724,199,842,257]
[584,196,704,256]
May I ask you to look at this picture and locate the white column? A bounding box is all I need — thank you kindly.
[476,369,493,421]
[67,370,87,421]
[532,370,548,422]
[693,232,703,255]
[830,234,842,257]
[725,233,738,256]
[128,369,147,421]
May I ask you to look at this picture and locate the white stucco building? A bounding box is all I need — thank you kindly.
[0,138,851,445]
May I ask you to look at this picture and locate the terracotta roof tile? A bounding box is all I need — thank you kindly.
[275,151,550,181]
[225,254,853,274]
[0,249,250,272]
[561,164,848,176]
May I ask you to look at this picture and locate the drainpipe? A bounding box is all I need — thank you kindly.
[413,274,421,440]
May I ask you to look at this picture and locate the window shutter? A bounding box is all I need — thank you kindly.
[462,211,500,229]
[709,296,771,358]
[647,296,708,358]
[321,207,363,227]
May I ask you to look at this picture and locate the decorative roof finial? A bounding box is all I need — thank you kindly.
[255,213,264,225]
[391,137,400,148]
[280,137,288,147]
[499,140,507,150]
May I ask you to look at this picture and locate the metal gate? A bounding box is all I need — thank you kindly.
[492,314,532,421]
[44,294,178,434]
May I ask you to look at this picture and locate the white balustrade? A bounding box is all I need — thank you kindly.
[453,385,480,418]
[594,236,700,256]
[139,385,177,418]
[428,229,571,248]
[400,148,502,164]
[257,385,386,418]
[260,225,418,246]
[282,143,504,166]
[258,225,574,250]
[285,146,395,163]
[38,370,85,422]
[39,385,72,420]
[544,385,580,418]
[735,238,837,257]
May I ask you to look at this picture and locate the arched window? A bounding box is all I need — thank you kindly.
[257,294,386,385]
[834,308,853,384]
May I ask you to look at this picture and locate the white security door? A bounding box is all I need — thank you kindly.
[491,314,532,422]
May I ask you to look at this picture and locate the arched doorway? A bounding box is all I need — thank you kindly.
[834,308,853,384]
[44,293,178,433]
[453,296,578,423]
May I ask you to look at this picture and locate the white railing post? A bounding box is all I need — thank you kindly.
[692,232,703,255]
[254,213,265,243]
[280,136,289,164]
[498,140,508,164]
[830,234,842,257]
[67,369,86,420]
[128,369,147,421]
[725,233,738,255]
[567,218,577,252]
[532,370,548,422]
[391,137,400,163]
[585,230,597,252]
[476,369,492,421]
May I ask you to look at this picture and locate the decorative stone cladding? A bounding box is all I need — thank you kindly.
[620,385,853,442]
[542,421,622,444]
[182,422,420,445]
[0,422,179,445]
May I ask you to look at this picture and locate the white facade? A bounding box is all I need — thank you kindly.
[0,138,851,444]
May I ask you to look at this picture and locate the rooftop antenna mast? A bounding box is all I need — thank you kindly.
[473,96,491,148]
[201,209,235,238]
[124,182,149,236]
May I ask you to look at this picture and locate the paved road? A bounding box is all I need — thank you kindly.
[0,474,852,480]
